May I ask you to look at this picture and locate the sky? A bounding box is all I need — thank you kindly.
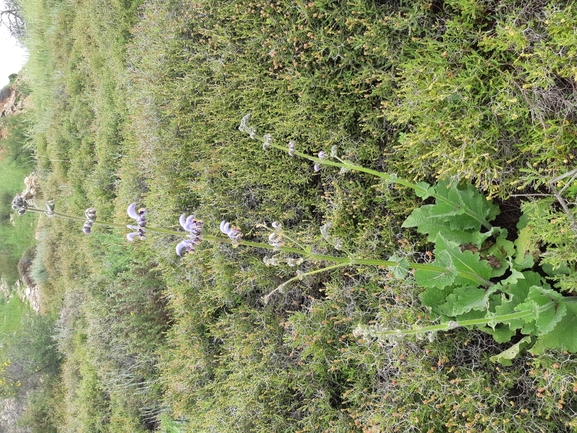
[0,2,29,88]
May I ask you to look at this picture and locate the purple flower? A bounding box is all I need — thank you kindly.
[82,207,97,235]
[220,220,242,242]
[127,203,147,227]
[126,224,146,241]
[126,203,147,241]
[176,213,204,256]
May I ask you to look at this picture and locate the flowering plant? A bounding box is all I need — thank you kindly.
[11,114,577,363]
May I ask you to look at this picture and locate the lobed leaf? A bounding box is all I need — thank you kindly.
[438,286,489,317]
[414,249,456,289]
[433,234,493,287]
[403,180,499,246]
[530,300,577,354]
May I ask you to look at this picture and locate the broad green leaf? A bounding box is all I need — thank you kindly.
[434,180,499,230]
[483,324,518,343]
[513,212,539,270]
[451,181,500,225]
[420,286,455,312]
[493,272,548,332]
[526,286,566,335]
[542,262,572,277]
[490,336,534,366]
[433,234,493,287]
[438,287,489,317]
[402,206,433,230]
[402,205,492,246]
[500,265,526,286]
[403,180,499,244]
[530,300,577,354]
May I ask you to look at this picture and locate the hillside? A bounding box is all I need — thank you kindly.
[5,0,577,432]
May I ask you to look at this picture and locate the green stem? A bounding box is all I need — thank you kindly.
[27,207,491,287]
[358,302,555,338]
[263,262,350,303]
[264,140,493,230]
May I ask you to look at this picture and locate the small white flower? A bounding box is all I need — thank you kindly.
[268,232,283,249]
[263,134,272,150]
[239,113,257,139]
[330,145,338,158]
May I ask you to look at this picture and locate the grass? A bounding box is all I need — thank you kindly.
[0,295,27,335]
[6,0,577,431]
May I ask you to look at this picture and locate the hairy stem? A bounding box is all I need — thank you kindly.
[27,207,492,287]
[260,137,494,230]
[356,302,555,338]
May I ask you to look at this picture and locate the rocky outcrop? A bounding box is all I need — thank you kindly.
[0,85,26,142]
[0,86,24,118]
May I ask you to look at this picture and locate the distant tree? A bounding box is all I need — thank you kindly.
[0,0,25,41]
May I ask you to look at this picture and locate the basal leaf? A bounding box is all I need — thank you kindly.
[402,205,434,231]
[420,286,455,312]
[433,180,499,231]
[530,300,577,354]
[500,265,526,286]
[438,286,489,317]
[493,272,549,333]
[433,234,493,287]
[526,286,567,336]
[453,181,500,225]
[414,249,456,289]
[415,246,456,290]
[513,213,539,270]
[402,205,491,246]
[483,324,518,343]
[403,180,499,243]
